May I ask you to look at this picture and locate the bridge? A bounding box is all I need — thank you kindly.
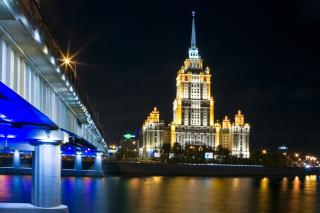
[0,0,107,212]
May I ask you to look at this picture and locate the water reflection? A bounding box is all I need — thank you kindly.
[0,175,319,213]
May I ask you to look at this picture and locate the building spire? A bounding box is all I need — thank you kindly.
[191,11,196,48]
[188,11,200,59]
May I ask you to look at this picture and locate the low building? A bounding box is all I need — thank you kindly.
[141,107,167,156]
[119,133,138,159]
[218,111,250,158]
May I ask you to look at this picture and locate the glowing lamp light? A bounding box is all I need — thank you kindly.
[6,134,16,139]
[50,56,55,65]
[60,54,76,72]
[146,147,154,154]
[64,57,71,65]
[38,138,56,143]
[43,46,48,54]
[33,29,41,42]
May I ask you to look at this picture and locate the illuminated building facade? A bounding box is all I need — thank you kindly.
[171,11,216,149]
[141,107,167,155]
[141,12,251,158]
[218,111,250,158]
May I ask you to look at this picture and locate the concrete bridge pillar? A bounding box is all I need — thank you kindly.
[74,151,82,170]
[94,152,103,171]
[32,143,61,208]
[12,150,21,168]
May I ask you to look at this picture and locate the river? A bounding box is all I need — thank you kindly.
[0,175,319,213]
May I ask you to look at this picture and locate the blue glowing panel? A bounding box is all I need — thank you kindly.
[0,81,57,129]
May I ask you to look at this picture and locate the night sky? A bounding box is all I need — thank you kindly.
[39,0,320,153]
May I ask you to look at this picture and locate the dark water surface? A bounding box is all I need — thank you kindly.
[0,175,319,213]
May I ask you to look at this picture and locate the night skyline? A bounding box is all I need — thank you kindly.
[40,0,320,153]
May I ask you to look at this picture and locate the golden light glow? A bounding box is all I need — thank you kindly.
[222,116,231,128]
[210,98,214,126]
[170,124,176,146]
[235,110,245,126]
[59,54,76,70]
[173,99,182,125]
[143,107,160,127]
[214,123,221,146]
[262,149,267,154]
[64,57,71,65]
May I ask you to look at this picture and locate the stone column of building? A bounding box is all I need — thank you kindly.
[74,151,82,170]
[12,150,21,168]
[32,143,62,208]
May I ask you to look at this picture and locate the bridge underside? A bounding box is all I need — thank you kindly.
[0,0,107,152]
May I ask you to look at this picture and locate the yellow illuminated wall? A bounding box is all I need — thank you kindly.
[170,124,176,146]
[215,123,221,147]
[210,98,214,126]
[175,99,182,124]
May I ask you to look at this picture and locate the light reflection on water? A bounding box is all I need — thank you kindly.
[0,175,320,213]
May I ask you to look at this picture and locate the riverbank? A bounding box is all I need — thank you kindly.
[103,162,320,176]
[0,162,318,177]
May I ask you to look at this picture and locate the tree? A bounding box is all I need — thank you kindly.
[160,143,171,163]
[215,145,231,162]
[171,142,183,163]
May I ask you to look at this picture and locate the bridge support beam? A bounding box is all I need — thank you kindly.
[74,151,82,170]
[12,150,21,168]
[94,152,103,171]
[32,143,62,208]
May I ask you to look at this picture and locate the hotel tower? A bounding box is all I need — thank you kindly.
[141,12,250,158]
[171,11,215,148]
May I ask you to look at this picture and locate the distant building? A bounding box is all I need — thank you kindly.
[119,133,138,159]
[217,111,250,158]
[140,12,251,158]
[141,107,167,155]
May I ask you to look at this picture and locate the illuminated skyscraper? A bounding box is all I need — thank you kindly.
[171,11,216,148]
[141,12,251,158]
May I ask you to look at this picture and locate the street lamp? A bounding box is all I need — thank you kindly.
[262,149,267,155]
[60,53,77,79]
